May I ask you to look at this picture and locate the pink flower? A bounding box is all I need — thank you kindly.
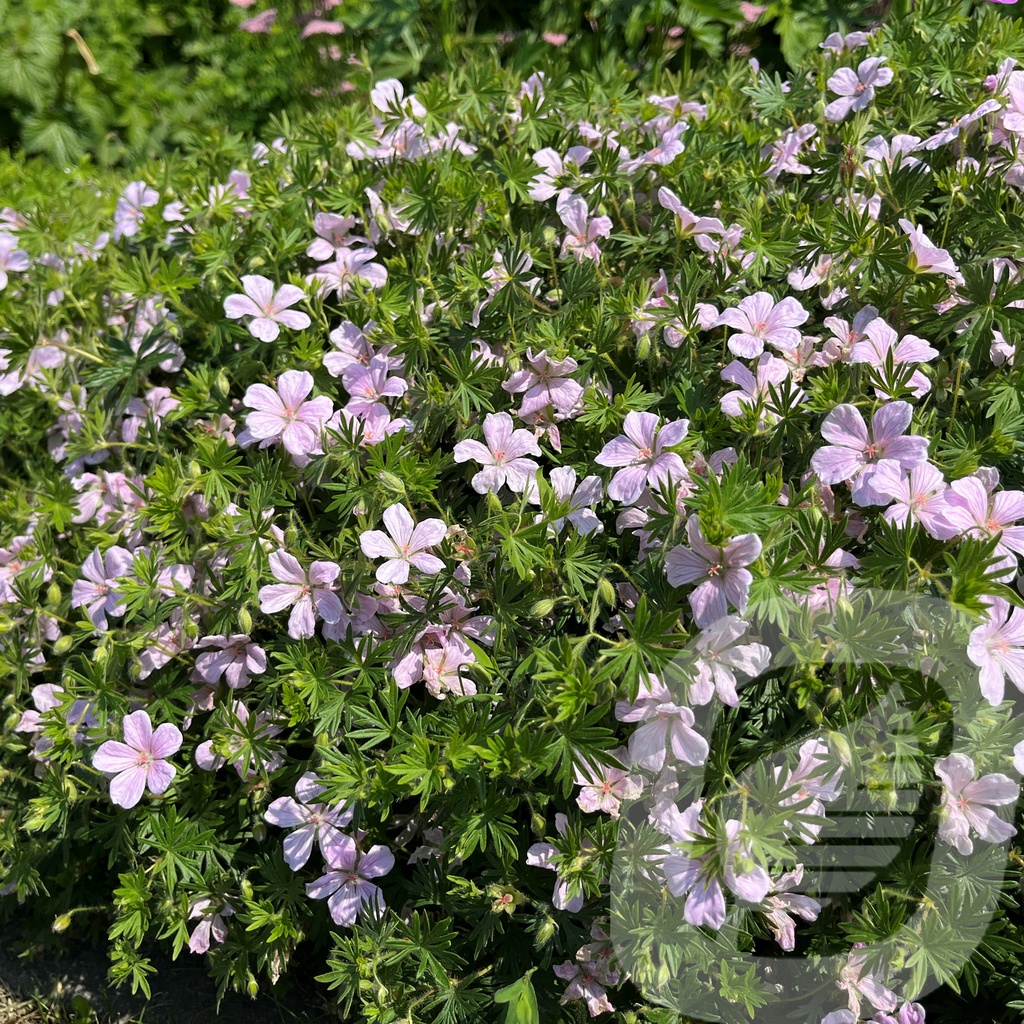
[239,8,277,32]
[305,248,388,298]
[93,710,182,809]
[615,673,709,772]
[527,146,591,201]
[192,634,267,689]
[862,134,926,176]
[664,516,762,627]
[526,812,587,911]
[359,504,446,584]
[825,57,893,123]
[243,370,334,457]
[341,357,408,417]
[714,292,808,357]
[305,213,365,260]
[71,546,133,630]
[923,98,1002,149]
[819,31,871,54]
[942,472,1024,579]
[453,411,542,494]
[187,899,235,954]
[0,234,30,290]
[542,31,568,45]
[301,18,343,37]
[553,959,616,1017]
[898,219,963,281]
[849,317,937,399]
[838,948,898,1016]
[761,123,818,179]
[502,348,584,419]
[757,866,821,951]
[258,550,342,639]
[557,193,612,263]
[223,275,310,342]
[594,410,689,504]
[867,460,958,540]
[574,747,642,817]
[689,615,771,706]
[656,187,724,241]
[537,466,604,535]
[967,598,1024,705]
[195,700,284,777]
[720,353,796,425]
[809,402,929,505]
[306,837,394,926]
[265,771,354,870]
[113,181,159,241]
[422,634,477,698]
[935,752,1018,855]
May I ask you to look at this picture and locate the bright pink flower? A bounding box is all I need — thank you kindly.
[556,193,612,263]
[224,275,310,342]
[453,411,542,494]
[935,752,1018,855]
[809,402,929,505]
[305,248,388,297]
[594,411,689,504]
[306,837,394,926]
[968,598,1024,705]
[265,771,354,870]
[243,370,334,457]
[258,550,342,639]
[825,57,893,123]
[664,516,762,626]
[359,504,446,584]
[868,460,957,539]
[93,710,182,809]
[714,292,808,357]
[193,634,267,689]
[71,546,133,630]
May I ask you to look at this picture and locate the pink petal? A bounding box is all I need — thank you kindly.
[109,765,149,809]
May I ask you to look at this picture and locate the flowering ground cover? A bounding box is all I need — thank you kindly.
[4,2,1024,1022]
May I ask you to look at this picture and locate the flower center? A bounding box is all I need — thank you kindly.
[707,563,723,577]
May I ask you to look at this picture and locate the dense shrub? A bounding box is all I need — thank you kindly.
[3,2,1024,1022]
[0,0,885,165]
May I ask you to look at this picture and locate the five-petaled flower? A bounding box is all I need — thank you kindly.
[265,771,354,870]
[935,752,1018,855]
[223,275,311,342]
[967,598,1024,706]
[93,710,182,809]
[305,836,395,926]
[594,411,689,505]
[453,411,542,494]
[258,550,343,639]
[243,370,334,458]
[825,57,894,123]
[359,504,447,584]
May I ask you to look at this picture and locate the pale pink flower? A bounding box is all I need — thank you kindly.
[224,275,310,342]
[322,320,391,375]
[527,146,591,201]
[968,598,1024,706]
[193,635,267,689]
[761,123,817,179]
[809,402,929,505]
[301,18,343,37]
[656,187,724,240]
[195,700,284,777]
[502,348,584,419]
[935,752,1018,855]
[898,218,963,281]
[113,181,159,240]
[93,710,182,809]
[422,634,477,698]
[825,58,893,123]
[943,472,1024,579]
[243,370,334,457]
[265,771,354,870]
[536,466,604,535]
[837,947,898,1016]
[714,292,808,357]
[187,899,235,954]
[359,504,446,584]
[688,615,771,706]
[849,317,937,399]
[923,98,1002,149]
[239,8,277,32]
[861,134,926,175]
[553,959,615,1017]
[757,866,821,951]
[594,411,689,504]
[574,747,642,817]
[71,545,133,630]
[258,550,342,639]
[0,234,30,290]
[305,248,388,297]
[341,357,408,417]
[556,193,612,263]
[526,812,586,911]
[720,353,797,426]
[664,516,762,627]
[306,837,394,926]
[453,411,542,494]
[305,213,365,260]
[819,31,871,54]
[867,460,958,540]
[615,673,709,772]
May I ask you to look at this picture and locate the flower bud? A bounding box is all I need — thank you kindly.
[530,598,555,618]
[636,333,651,361]
[378,471,406,495]
[46,582,61,606]
[52,913,72,933]
[535,914,557,945]
[215,370,230,397]
[53,635,74,656]
[238,607,253,634]
[246,973,260,999]
[597,578,616,607]
[240,878,254,901]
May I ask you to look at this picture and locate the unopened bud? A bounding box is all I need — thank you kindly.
[240,878,254,901]
[238,607,253,634]
[597,578,616,606]
[378,471,406,495]
[246,973,259,999]
[535,914,557,945]
[53,635,73,656]
[530,598,555,618]
[46,582,61,606]
[636,333,651,361]
[252,822,266,842]
[485,491,503,515]
[53,914,72,933]
[215,370,230,397]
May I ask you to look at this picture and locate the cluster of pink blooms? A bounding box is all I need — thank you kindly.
[6,25,1024,1021]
